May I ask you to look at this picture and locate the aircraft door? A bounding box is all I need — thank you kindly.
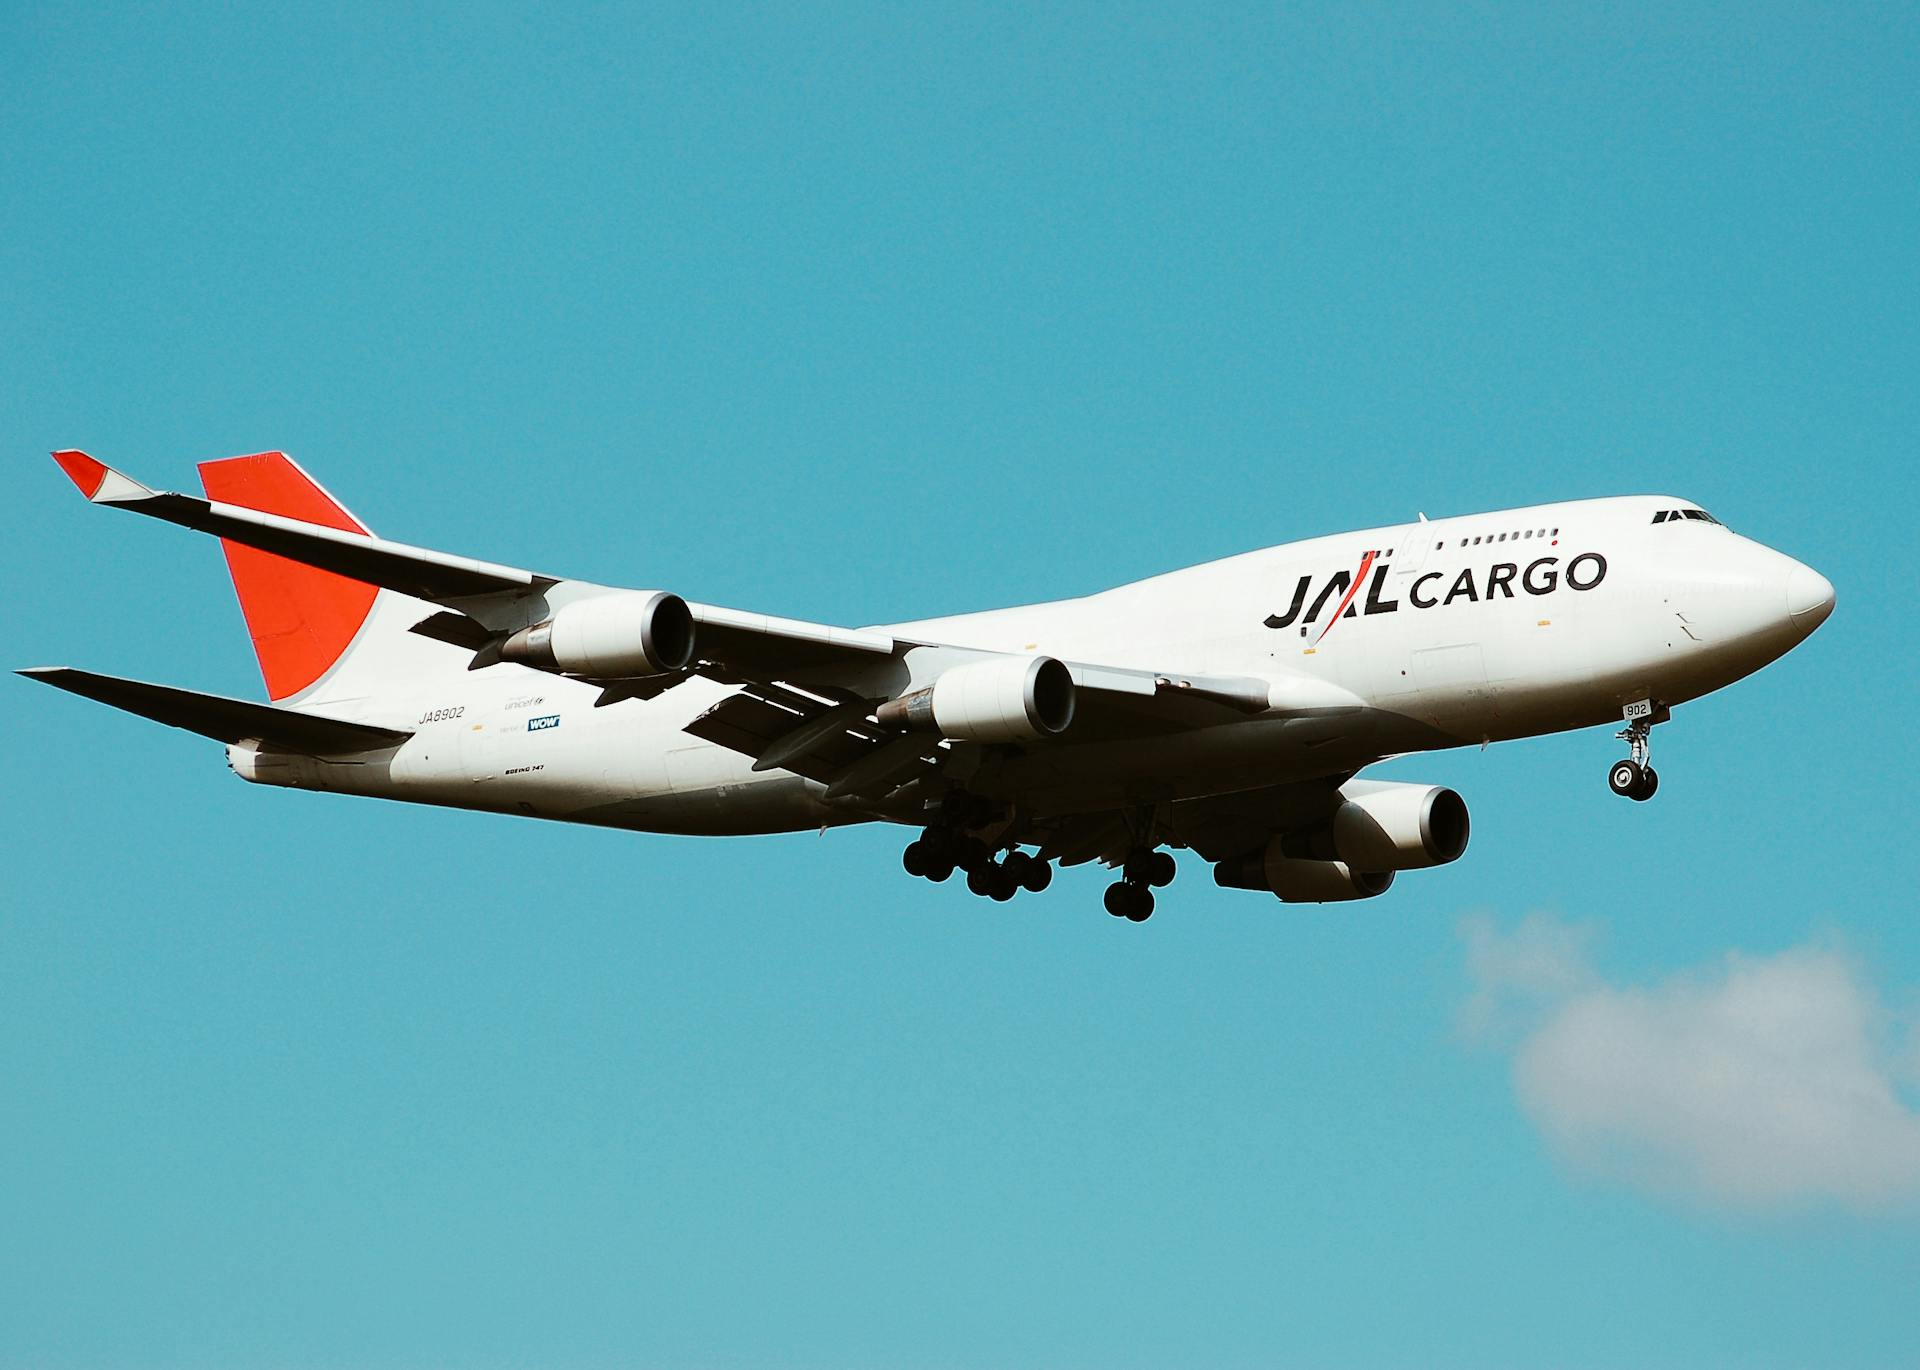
[1389,520,1436,583]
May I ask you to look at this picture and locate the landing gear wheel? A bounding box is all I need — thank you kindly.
[987,869,1017,902]
[1144,851,1176,888]
[1002,852,1052,893]
[1610,702,1668,801]
[1104,881,1154,921]
[902,840,930,877]
[924,858,954,883]
[967,865,996,897]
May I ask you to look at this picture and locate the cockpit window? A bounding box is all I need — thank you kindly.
[1653,508,1723,526]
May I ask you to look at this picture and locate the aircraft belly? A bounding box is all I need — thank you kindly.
[982,709,1455,816]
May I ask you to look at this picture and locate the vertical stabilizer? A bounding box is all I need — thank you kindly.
[199,453,378,700]
[198,454,452,710]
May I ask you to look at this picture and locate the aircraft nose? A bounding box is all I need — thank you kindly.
[1786,563,1836,632]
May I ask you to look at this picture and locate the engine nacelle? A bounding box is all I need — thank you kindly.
[1213,846,1395,903]
[1281,780,1470,872]
[875,655,1076,743]
[501,591,696,678]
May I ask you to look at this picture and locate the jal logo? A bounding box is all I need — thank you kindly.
[1265,551,1608,642]
[527,714,562,732]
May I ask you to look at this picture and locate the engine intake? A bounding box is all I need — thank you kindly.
[501,591,696,678]
[875,656,1076,743]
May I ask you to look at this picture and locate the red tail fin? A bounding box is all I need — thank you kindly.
[199,453,379,701]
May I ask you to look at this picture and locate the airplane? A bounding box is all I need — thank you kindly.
[24,449,1835,922]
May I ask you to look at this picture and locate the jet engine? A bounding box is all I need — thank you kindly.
[1279,780,1470,871]
[1213,847,1396,903]
[875,655,1076,743]
[1209,781,1467,903]
[501,591,696,678]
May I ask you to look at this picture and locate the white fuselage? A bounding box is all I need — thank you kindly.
[231,495,1832,834]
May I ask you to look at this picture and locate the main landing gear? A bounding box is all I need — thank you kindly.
[1102,848,1176,922]
[1608,699,1669,802]
[900,821,1178,922]
[902,827,1053,902]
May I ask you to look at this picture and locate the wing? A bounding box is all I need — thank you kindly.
[48,451,1361,803]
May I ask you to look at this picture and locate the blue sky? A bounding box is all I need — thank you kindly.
[4,5,1918,1366]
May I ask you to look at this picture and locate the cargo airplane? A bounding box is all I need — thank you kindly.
[25,450,1834,921]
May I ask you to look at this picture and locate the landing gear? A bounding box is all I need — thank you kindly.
[904,826,1052,899]
[1001,850,1053,893]
[1126,849,1176,888]
[1104,847,1174,921]
[903,828,961,883]
[1609,699,1668,802]
[967,862,1017,901]
[1607,759,1659,801]
[902,809,1175,922]
[1104,880,1154,921]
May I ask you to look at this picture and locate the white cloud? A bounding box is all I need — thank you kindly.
[1462,915,1920,1213]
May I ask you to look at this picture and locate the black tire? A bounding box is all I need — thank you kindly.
[902,841,929,877]
[1021,859,1053,894]
[967,865,996,897]
[1146,851,1177,888]
[957,837,990,872]
[925,859,954,883]
[988,870,1017,902]
[1001,851,1032,882]
[1103,882,1130,917]
[1608,759,1642,797]
[1124,886,1155,922]
[1634,767,1660,801]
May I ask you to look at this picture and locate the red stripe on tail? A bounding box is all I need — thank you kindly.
[199,453,378,701]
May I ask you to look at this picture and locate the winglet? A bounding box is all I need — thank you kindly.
[51,450,156,503]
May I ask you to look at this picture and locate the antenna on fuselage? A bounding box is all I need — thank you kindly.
[1418,512,1428,522]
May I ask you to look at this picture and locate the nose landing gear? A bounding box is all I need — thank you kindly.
[1608,699,1669,801]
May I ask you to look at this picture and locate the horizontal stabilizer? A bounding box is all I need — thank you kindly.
[51,450,543,603]
[18,667,413,756]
